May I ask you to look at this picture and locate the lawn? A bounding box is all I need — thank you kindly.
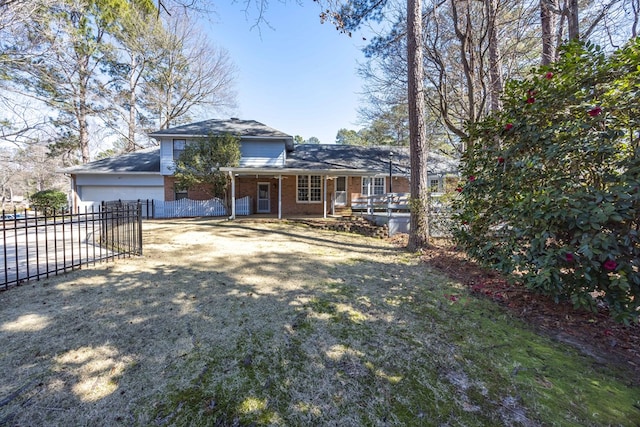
[0,218,638,426]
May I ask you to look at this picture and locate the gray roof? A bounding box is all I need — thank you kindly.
[285,144,458,176]
[62,144,458,176]
[62,147,160,174]
[148,118,293,140]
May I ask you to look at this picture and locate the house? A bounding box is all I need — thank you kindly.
[64,118,459,217]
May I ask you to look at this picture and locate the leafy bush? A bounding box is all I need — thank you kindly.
[30,189,68,215]
[452,40,640,323]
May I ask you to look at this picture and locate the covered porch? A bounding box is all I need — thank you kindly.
[223,167,403,220]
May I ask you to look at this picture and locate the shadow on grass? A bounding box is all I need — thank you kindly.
[0,218,638,426]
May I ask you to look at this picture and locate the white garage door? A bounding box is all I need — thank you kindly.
[79,186,165,203]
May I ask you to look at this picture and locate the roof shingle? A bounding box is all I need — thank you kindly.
[148,118,292,140]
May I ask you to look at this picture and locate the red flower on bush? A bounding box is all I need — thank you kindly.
[462,221,469,225]
[588,106,602,117]
[603,259,617,271]
[455,186,463,193]
[504,123,513,131]
[526,97,536,104]
[468,175,476,182]
[565,252,574,262]
[498,157,505,164]
[544,72,554,80]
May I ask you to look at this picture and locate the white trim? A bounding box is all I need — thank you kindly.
[221,167,376,177]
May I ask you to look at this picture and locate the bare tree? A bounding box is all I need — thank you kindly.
[141,11,238,130]
[107,2,167,151]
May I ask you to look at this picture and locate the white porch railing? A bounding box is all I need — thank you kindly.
[153,198,227,218]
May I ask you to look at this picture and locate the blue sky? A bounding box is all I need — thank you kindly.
[204,1,368,144]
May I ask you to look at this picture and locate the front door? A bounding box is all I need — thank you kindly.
[335,176,347,206]
[257,183,270,213]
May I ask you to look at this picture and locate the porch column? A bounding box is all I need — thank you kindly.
[230,171,236,219]
[323,175,328,219]
[278,175,282,220]
[331,186,335,217]
[367,177,373,215]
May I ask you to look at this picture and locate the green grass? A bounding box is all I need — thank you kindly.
[149,259,640,426]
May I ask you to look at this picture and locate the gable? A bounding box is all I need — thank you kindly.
[240,140,285,167]
[158,137,287,174]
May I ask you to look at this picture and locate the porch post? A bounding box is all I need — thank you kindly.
[331,188,335,216]
[230,171,236,219]
[367,177,373,215]
[323,175,328,219]
[278,174,282,220]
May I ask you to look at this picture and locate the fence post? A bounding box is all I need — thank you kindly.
[137,202,143,255]
[2,210,7,290]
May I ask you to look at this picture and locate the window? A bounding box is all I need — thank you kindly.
[175,189,188,200]
[297,175,322,203]
[361,177,385,196]
[173,139,186,160]
[430,179,440,193]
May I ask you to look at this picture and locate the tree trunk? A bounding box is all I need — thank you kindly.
[567,0,579,40]
[541,0,557,65]
[78,54,91,164]
[128,53,138,152]
[451,0,476,128]
[487,0,503,111]
[407,0,430,250]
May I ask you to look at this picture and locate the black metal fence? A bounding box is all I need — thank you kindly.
[1,202,143,290]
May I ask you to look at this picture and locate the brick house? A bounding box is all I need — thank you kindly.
[64,118,458,217]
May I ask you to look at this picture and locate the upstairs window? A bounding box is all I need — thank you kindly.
[173,139,186,160]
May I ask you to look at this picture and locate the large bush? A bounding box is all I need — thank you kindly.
[30,189,68,215]
[453,40,640,323]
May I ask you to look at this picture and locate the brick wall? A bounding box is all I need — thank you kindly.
[163,176,215,201]
[165,174,412,214]
[234,176,331,216]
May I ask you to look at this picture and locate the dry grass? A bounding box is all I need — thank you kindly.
[0,218,638,426]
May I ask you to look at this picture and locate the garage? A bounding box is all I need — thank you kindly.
[78,184,165,203]
[62,148,164,211]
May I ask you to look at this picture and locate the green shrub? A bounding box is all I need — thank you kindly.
[452,39,640,323]
[30,189,68,215]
